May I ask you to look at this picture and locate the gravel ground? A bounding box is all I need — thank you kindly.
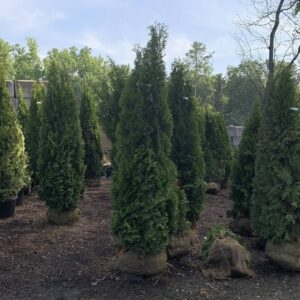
[0,179,300,300]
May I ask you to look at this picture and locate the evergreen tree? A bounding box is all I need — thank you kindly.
[17,86,29,135]
[38,53,85,212]
[100,60,130,143]
[251,66,300,243]
[0,64,27,202]
[204,106,232,184]
[80,86,103,179]
[169,60,205,225]
[112,24,178,254]
[27,81,44,184]
[230,100,261,218]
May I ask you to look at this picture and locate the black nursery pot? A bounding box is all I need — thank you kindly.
[0,196,17,218]
[16,190,24,206]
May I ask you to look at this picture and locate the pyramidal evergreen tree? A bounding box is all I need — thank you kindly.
[230,100,261,218]
[112,24,178,260]
[27,81,45,185]
[203,106,232,185]
[16,86,31,190]
[80,85,103,183]
[251,65,300,243]
[0,64,28,204]
[100,60,130,144]
[169,60,205,225]
[38,53,85,224]
[16,86,29,138]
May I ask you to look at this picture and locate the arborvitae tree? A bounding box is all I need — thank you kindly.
[204,106,232,184]
[230,100,261,218]
[251,66,300,243]
[112,24,178,254]
[27,81,44,184]
[0,65,27,202]
[38,53,85,212]
[80,86,103,179]
[17,86,29,136]
[100,60,130,143]
[169,61,205,225]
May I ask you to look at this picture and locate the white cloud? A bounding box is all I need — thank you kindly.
[165,36,191,64]
[78,31,193,70]
[78,31,135,65]
[0,0,67,32]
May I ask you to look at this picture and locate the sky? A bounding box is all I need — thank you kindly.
[0,0,247,74]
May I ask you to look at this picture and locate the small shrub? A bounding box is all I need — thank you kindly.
[201,224,241,260]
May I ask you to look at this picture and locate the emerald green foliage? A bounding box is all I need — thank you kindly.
[196,103,206,148]
[204,106,232,184]
[230,100,261,218]
[100,60,130,143]
[251,66,300,243]
[0,65,28,202]
[169,60,205,225]
[27,81,45,183]
[201,224,241,260]
[17,86,32,188]
[80,86,103,179]
[112,24,178,254]
[16,86,29,134]
[176,188,189,234]
[38,52,85,211]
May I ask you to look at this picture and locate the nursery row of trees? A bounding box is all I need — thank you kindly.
[230,64,300,243]
[0,46,104,222]
[0,23,233,275]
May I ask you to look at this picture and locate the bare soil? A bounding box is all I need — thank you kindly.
[1,179,300,300]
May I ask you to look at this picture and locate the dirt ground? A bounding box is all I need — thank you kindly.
[1,179,300,300]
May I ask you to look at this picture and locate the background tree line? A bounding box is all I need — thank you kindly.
[0,37,287,127]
